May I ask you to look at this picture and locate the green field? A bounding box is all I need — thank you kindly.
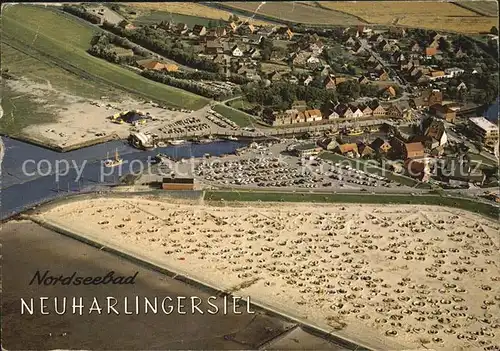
[204,190,499,219]
[1,44,119,101]
[319,152,430,188]
[1,5,209,110]
[213,104,255,127]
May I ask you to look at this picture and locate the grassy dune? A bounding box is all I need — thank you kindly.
[1,5,209,110]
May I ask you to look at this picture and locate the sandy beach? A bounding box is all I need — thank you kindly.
[37,197,500,350]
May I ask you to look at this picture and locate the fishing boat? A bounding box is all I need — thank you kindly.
[199,135,217,143]
[347,128,364,136]
[225,135,238,141]
[169,139,187,145]
[103,150,123,168]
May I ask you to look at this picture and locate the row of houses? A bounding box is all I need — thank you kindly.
[266,100,410,126]
[156,18,298,43]
[266,108,323,126]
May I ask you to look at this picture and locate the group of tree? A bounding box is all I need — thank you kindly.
[242,81,338,111]
[101,21,221,73]
[61,4,102,24]
[207,19,227,29]
[87,33,144,64]
[61,6,222,73]
[163,70,250,85]
[141,69,239,100]
[259,37,274,61]
[87,32,148,64]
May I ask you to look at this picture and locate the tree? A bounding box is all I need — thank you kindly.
[438,37,450,52]
[491,26,499,35]
[259,38,274,61]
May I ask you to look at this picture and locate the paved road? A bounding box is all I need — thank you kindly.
[359,38,411,93]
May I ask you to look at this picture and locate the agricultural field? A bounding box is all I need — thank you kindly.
[220,2,364,25]
[132,11,217,27]
[454,0,498,17]
[123,2,270,25]
[1,5,209,110]
[316,1,498,33]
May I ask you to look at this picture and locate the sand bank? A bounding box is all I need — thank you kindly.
[37,198,500,350]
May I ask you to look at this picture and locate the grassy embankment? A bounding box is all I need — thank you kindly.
[213,104,256,128]
[204,190,499,220]
[0,5,208,135]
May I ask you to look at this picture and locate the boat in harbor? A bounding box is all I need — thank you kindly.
[103,150,123,168]
[169,139,187,146]
[347,128,364,136]
[154,153,172,165]
[128,132,155,150]
[225,135,238,141]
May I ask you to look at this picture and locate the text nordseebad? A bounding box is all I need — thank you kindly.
[29,270,138,286]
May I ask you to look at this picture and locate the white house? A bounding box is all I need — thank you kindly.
[457,82,467,91]
[303,75,313,86]
[231,46,244,57]
[350,106,364,118]
[327,110,340,119]
[306,55,320,66]
[304,109,322,122]
[444,67,465,78]
[309,41,324,55]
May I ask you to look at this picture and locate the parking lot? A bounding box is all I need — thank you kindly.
[158,116,211,136]
[139,106,238,140]
[195,141,408,191]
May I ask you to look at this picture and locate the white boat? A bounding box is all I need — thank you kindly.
[225,136,238,141]
[169,139,187,145]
